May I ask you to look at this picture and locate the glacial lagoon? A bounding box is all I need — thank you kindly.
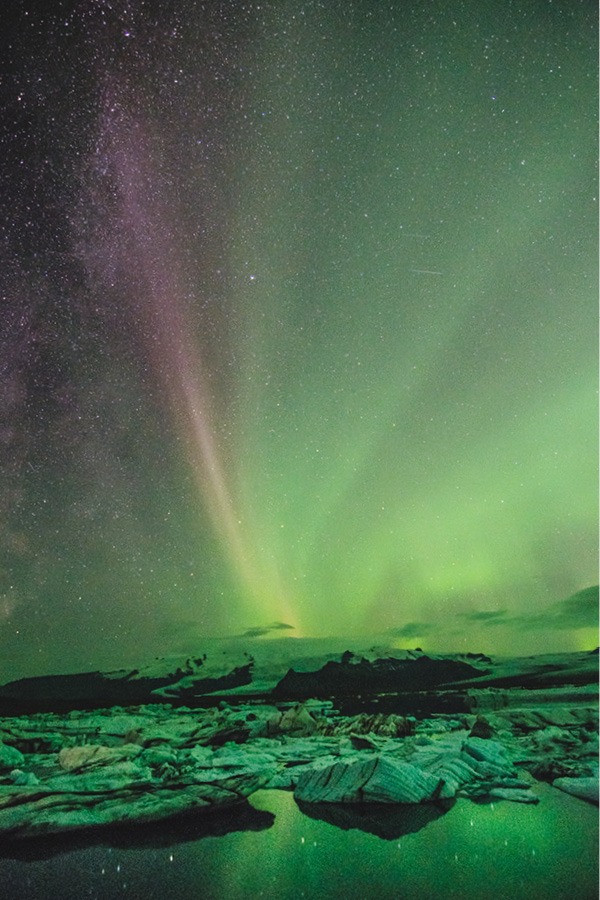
[1,783,597,900]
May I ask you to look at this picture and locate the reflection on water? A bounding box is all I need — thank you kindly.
[0,785,597,900]
[1,801,275,863]
[296,797,452,840]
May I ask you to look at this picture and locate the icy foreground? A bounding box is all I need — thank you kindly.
[0,695,597,838]
[0,647,597,837]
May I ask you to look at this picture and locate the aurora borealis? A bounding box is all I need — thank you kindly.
[0,0,597,678]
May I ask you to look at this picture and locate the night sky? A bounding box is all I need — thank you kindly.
[0,0,597,679]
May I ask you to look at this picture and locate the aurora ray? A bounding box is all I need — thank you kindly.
[88,83,299,630]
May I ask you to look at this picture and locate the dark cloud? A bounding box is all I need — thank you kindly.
[387,622,436,640]
[530,586,598,631]
[460,587,598,633]
[388,588,598,645]
[459,610,510,625]
[238,622,295,639]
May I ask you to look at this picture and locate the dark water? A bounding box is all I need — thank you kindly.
[0,784,597,900]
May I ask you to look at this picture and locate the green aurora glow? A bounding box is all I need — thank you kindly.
[221,2,598,648]
[0,1,597,677]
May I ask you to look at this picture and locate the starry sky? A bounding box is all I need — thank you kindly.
[0,0,597,679]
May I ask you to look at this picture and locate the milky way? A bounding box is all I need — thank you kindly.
[0,0,597,678]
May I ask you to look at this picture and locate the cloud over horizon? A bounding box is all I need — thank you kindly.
[388,586,598,644]
[238,622,296,639]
